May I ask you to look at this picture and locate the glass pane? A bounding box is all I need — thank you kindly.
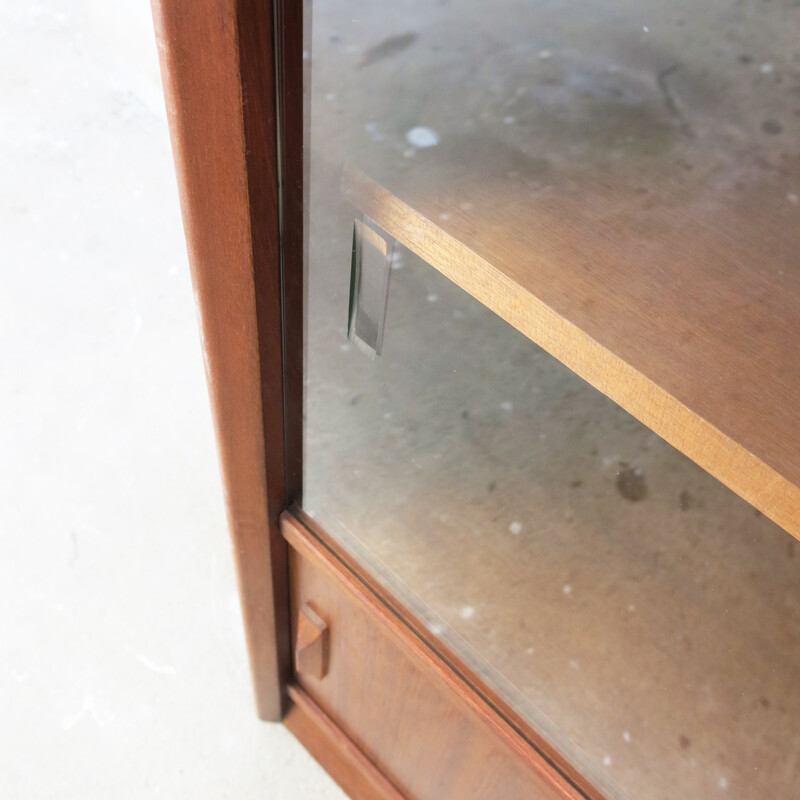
[302,2,800,798]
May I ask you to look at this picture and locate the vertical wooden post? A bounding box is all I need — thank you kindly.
[150,0,291,720]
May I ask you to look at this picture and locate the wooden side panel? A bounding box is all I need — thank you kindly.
[285,686,406,800]
[283,514,587,800]
[150,0,290,720]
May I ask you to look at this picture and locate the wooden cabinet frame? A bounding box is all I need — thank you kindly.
[152,2,795,798]
[151,1,597,795]
[151,0,293,722]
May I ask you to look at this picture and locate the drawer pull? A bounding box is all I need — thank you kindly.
[295,603,329,680]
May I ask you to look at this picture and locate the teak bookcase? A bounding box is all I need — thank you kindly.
[151,1,800,798]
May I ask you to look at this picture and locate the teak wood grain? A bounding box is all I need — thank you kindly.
[283,513,592,800]
[344,157,800,540]
[285,685,406,800]
[151,0,291,719]
[291,509,605,799]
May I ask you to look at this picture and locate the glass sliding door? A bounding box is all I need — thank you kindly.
[301,2,800,798]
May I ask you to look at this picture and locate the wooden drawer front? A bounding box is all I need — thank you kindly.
[284,517,581,800]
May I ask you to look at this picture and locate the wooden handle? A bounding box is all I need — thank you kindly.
[295,604,329,680]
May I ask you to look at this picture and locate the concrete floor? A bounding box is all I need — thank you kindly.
[0,2,344,797]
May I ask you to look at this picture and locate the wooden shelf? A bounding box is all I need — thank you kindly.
[344,145,800,540]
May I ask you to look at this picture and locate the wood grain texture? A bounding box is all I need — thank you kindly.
[150,0,290,720]
[344,158,800,540]
[292,508,605,799]
[283,512,594,800]
[285,685,406,800]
